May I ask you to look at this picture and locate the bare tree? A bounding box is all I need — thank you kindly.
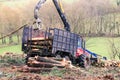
[108,38,120,60]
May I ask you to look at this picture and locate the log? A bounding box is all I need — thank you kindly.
[28,57,73,69]
[51,57,63,61]
[34,56,62,64]
[95,59,120,68]
[118,63,120,67]
[27,60,65,68]
[18,65,52,72]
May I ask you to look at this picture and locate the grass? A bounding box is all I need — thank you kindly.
[86,37,120,59]
[0,53,25,68]
[0,44,22,55]
[0,35,20,45]
[41,67,66,77]
[0,37,120,59]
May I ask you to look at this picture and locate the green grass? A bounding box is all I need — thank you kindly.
[86,37,120,59]
[0,35,22,55]
[0,44,22,55]
[0,35,20,45]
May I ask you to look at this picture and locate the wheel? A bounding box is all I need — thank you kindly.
[55,54,61,58]
[55,53,70,60]
[56,53,70,61]
[55,52,75,64]
[64,56,70,61]
[25,52,38,64]
[25,54,30,64]
[78,54,91,68]
[25,51,33,64]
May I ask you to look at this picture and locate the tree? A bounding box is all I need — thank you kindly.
[116,0,120,6]
[108,38,120,60]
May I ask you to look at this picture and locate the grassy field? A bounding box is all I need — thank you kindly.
[0,37,120,59]
[86,37,120,59]
[0,44,22,55]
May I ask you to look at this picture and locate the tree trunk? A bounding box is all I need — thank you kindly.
[34,56,62,64]
[27,60,64,68]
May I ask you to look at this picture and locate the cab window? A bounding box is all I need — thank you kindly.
[78,38,82,48]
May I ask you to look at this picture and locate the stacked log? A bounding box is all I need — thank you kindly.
[94,60,120,68]
[27,60,65,68]
[18,56,73,72]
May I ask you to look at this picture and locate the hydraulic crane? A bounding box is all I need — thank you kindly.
[34,0,70,32]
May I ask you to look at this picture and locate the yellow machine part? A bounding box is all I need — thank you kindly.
[58,0,65,13]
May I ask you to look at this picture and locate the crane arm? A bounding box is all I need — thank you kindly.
[34,0,46,29]
[53,0,71,32]
[34,0,71,32]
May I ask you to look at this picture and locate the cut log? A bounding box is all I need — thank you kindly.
[27,60,65,68]
[18,66,52,72]
[51,58,63,61]
[28,57,73,68]
[95,59,120,68]
[34,56,62,64]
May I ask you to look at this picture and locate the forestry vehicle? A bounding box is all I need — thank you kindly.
[22,0,99,68]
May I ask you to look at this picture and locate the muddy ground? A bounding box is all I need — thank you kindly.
[0,53,120,80]
[0,65,120,80]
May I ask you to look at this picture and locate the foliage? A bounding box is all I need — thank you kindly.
[0,45,22,54]
[107,38,120,60]
[0,0,120,37]
[86,37,120,59]
[116,0,120,6]
[49,67,66,77]
[0,53,25,67]
[0,72,17,79]
[41,67,66,77]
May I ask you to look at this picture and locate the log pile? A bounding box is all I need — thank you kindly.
[94,59,120,67]
[18,56,73,72]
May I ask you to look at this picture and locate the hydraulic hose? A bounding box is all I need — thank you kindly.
[53,0,71,32]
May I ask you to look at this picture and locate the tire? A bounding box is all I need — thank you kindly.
[55,53,70,61]
[78,54,91,68]
[55,52,75,64]
[55,54,61,58]
[25,52,35,64]
[25,54,30,64]
[65,56,70,61]
[25,52,39,64]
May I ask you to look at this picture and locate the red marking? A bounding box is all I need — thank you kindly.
[76,48,89,57]
[32,30,45,38]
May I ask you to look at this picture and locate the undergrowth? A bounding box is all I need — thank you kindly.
[41,67,66,77]
[0,53,25,67]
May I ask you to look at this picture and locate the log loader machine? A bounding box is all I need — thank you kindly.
[22,0,98,68]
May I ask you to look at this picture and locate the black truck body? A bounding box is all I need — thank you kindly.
[22,26,84,59]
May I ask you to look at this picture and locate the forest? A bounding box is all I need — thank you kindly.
[0,0,120,37]
[0,0,120,59]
